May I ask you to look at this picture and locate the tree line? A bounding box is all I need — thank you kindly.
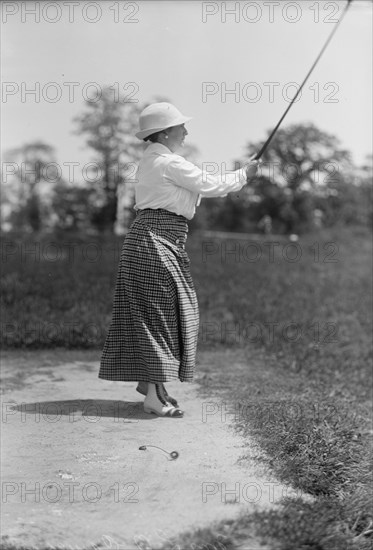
[2,87,372,235]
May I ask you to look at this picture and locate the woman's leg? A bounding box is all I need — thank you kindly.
[136,381,179,407]
[143,383,184,418]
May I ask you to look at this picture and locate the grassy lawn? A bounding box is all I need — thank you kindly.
[1,226,372,549]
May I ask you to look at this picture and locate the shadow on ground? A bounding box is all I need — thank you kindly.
[8,399,156,421]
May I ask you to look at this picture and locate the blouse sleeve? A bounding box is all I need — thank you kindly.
[163,155,247,198]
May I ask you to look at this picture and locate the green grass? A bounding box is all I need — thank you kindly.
[1,226,372,550]
[0,541,113,550]
[168,226,372,550]
[1,232,123,348]
[187,346,372,550]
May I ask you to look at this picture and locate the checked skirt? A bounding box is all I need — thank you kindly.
[99,208,199,383]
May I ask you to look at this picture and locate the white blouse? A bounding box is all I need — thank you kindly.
[134,142,247,220]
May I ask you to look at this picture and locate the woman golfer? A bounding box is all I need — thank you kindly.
[99,102,259,418]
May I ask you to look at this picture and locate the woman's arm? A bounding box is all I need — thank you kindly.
[164,155,259,198]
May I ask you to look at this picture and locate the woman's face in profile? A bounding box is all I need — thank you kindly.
[166,124,188,151]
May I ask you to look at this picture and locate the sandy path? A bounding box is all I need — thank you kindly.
[1,352,297,549]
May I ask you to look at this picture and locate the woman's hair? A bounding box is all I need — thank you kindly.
[144,132,162,143]
[144,128,170,143]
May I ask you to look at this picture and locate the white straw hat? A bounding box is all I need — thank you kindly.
[135,102,192,140]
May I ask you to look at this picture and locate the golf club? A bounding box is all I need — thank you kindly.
[254,0,354,160]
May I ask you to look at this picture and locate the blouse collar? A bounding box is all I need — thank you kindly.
[144,142,173,156]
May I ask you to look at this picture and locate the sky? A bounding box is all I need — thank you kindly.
[2,0,372,181]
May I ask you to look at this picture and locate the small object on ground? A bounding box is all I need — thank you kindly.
[57,470,74,480]
[139,445,179,460]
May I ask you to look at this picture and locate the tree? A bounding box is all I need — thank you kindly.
[234,123,354,233]
[51,182,97,234]
[73,87,144,233]
[2,141,57,232]
[319,154,372,228]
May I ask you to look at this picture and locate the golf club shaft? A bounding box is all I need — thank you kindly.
[254,0,353,160]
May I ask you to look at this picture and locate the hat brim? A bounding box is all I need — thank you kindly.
[135,116,193,140]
